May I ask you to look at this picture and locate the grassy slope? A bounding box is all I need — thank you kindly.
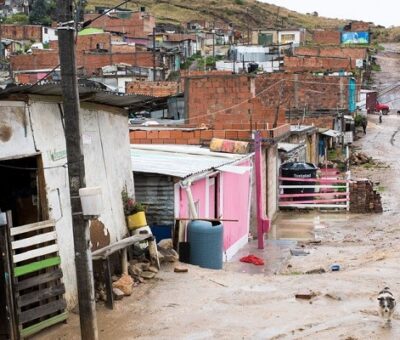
[86,0,349,30]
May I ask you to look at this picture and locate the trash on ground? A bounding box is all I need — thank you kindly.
[239,255,265,266]
[290,248,310,256]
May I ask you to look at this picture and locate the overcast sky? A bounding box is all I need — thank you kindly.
[260,0,399,27]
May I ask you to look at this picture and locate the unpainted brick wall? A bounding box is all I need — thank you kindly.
[349,22,370,32]
[184,74,286,129]
[126,81,180,97]
[49,33,112,52]
[84,12,155,38]
[1,24,42,41]
[129,125,290,145]
[10,50,157,76]
[284,56,354,72]
[295,47,367,60]
[254,73,350,111]
[312,31,341,45]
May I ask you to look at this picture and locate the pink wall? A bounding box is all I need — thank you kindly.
[221,160,251,250]
[178,159,251,255]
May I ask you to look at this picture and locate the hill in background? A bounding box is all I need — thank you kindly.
[86,0,399,42]
[87,0,349,30]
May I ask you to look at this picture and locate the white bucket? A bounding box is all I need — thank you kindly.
[79,187,103,216]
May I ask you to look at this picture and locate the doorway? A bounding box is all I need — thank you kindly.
[0,155,47,226]
[0,154,47,337]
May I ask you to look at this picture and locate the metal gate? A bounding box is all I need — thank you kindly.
[279,176,350,210]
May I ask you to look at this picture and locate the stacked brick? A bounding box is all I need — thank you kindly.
[349,180,383,213]
[129,125,291,145]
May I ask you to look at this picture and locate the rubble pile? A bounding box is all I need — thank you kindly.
[350,179,383,213]
[95,238,179,303]
[350,152,373,166]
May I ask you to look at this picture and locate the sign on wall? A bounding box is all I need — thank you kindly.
[341,31,370,44]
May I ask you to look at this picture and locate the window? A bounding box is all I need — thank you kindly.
[281,34,296,44]
[44,28,48,34]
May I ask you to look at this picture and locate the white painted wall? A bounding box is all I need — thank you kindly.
[0,98,133,308]
[42,27,58,44]
[278,30,302,46]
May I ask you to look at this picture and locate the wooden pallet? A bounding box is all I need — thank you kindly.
[9,220,68,338]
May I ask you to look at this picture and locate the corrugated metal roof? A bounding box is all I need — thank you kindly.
[0,82,154,108]
[321,129,342,138]
[278,142,303,153]
[290,125,316,133]
[131,144,252,179]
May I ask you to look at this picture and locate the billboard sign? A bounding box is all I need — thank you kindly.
[341,31,370,44]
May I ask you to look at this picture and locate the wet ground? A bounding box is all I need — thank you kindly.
[37,46,400,339]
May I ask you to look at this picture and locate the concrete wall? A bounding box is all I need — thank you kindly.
[0,98,133,308]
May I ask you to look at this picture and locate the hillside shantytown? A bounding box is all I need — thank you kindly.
[1,0,400,339]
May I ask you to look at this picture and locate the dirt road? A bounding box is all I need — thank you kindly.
[37,48,400,340]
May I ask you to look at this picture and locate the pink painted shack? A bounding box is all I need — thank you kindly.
[131,144,253,260]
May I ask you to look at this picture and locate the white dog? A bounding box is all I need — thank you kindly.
[378,287,396,325]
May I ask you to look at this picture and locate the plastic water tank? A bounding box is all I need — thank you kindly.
[187,220,223,270]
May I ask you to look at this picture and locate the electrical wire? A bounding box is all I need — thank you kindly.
[0,163,68,171]
[27,0,134,90]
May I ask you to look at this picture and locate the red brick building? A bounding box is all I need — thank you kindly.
[126,81,180,97]
[183,74,286,129]
[10,49,157,76]
[294,46,368,61]
[84,11,155,38]
[312,31,341,45]
[1,24,43,41]
[254,73,352,112]
[284,55,354,72]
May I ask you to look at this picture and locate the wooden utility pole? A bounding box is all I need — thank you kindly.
[153,27,156,81]
[57,1,98,339]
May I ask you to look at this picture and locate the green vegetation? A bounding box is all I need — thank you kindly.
[4,13,29,24]
[197,55,223,69]
[180,52,202,70]
[234,0,244,5]
[29,0,55,26]
[371,63,382,72]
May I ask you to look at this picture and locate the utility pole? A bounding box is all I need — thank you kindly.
[57,1,98,339]
[153,27,156,81]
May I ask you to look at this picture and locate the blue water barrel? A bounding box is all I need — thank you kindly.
[188,220,223,270]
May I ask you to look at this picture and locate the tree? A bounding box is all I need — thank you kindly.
[29,0,52,25]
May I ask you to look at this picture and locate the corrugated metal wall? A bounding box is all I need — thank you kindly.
[133,173,175,226]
